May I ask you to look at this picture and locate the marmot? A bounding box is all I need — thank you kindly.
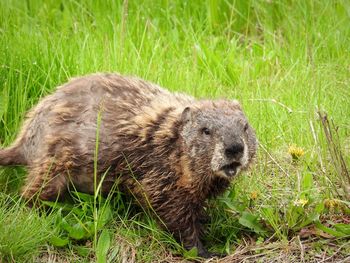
[0,73,257,258]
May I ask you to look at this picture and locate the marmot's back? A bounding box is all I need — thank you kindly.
[57,73,195,116]
[5,74,194,165]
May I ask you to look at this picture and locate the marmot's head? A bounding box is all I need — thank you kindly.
[180,100,257,180]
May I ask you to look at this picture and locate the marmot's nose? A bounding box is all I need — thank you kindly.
[225,143,244,159]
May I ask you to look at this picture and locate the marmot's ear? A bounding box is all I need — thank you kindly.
[231,100,242,110]
[181,107,193,123]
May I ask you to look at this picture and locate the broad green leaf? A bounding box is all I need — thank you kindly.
[83,221,95,239]
[74,245,92,257]
[96,230,111,263]
[61,218,86,240]
[314,221,347,237]
[219,197,245,213]
[184,247,198,259]
[97,205,113,230]
[302,173,313,191]
[299,212,320,228]
[334,223,350,235]
[60,218,72,232]
[50,235,69,247]
[238,211,268,236]
[70,207,85,218]
[69,223,86,240]
[315,202,325,214]
[41,200,68,209]
[41,201,83,216]
[72,191,96,203]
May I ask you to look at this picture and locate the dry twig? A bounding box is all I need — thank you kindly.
[317,111,350,200]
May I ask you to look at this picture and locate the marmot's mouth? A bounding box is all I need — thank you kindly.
[221,162,241,177]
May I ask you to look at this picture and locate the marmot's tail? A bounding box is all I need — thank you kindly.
[0,146,27,166]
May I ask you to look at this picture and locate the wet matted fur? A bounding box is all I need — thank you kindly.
[0,73,257,258]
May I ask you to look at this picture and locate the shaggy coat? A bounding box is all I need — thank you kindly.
[0,74,257,258]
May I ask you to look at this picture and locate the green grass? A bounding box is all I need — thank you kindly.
[0,0,350,262]
[0,193,54,261]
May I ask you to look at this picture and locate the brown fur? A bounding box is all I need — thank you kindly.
[0,73,257,258]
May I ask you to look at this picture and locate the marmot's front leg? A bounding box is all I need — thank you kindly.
[176,220,210,258]
[155,201,212,258]
[175,219,226,259]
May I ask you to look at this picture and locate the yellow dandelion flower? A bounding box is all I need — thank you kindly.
[250,191,258,200]
[294,198,308,207]
[288,145,305,160]
[324,199,341,209]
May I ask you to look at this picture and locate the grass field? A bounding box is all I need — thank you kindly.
[0,0,349,262]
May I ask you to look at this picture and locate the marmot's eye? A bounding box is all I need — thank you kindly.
[202,128,211,135]
[244,123,249,132]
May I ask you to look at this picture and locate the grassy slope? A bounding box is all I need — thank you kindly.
[0,0,349,262]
